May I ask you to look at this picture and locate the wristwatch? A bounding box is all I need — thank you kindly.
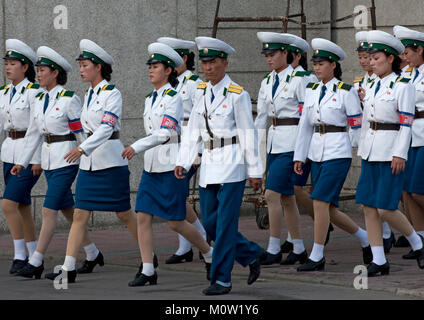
[77,147,85,155]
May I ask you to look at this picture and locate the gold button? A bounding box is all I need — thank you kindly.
[8,120,10,123]
[272,111,275,114]
[42,129,45,131]
[371,114,374,117]
[317,110,319,113]
[318,119,321,122]
[86,121,88,124]
[149,126,152,129]
[209,116,211,120]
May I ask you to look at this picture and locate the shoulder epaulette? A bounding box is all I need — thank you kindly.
[264,73,271,84]
[306,82,319,90]
[197,82,207,89]
[338,82,352,91]
[26,83,40,89]
[397,77,411,83]
[187,74,199,81]
[264,73,270,79]
[305,70,312,76]
[165,89,177,97]
[354,76,364,83]
[228,84,243,94]
[60,90,74,98]
[0,84,8,91]
[102,84,115,91]
[292,71,308,77]
[146,91,153,98]
[406,67,413,73]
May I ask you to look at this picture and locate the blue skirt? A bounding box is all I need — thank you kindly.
[184,166,198,197]
[404,146,424,194]
[310,158,351,207]
[295,160,312,187]
[3,162,41,205]
[44,165,79,210]
[135,170,187,221]
[75,166,131,212]
[356,160,404,210]
[266,152,296,195]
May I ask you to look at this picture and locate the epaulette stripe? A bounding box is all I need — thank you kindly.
[166,89,177,97]
[102,84,115,90]
[0,84,8,91]
[188,75,199,81]
[397,77,411,83]
[146,91,153,98]
[197,82,207,89]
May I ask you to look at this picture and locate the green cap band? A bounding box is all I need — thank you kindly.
[148,53,175,68]
[199,48,228,60]
[4,50,33,65]
[312,49,340,62]
[175,49,190,56]
[368,43,399,56]
[79,51,105,66]
[401,39,424,48]
[262,43,287,51]
[36,57,64,72]
[286,45,304,54]
[357,41,369,50]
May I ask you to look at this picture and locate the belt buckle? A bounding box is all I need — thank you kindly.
[44,134,52,144]
[10,129,16,139]
[370,121,377,131]
[272,118,277,126]
[319,124,325,135]
[209,139,213,151]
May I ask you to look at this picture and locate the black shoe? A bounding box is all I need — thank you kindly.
[325,224,334,246]
[280,241,293,253]
[16,262,44,279]
[259,251,282,265]
[394,235,410,248]
[402,249,417,260]
[9,258,28,275]
[297,258,325,272]
[128,272,158,287]
[367,262,390,277]
[280,250,308,265]
[135,253,159,279]
[383,232,396,253]
[362,245,373,265]
[205,262,211,281]
[77,251,104,274]
[45,269,77,283]
[202,283,232,296]
[247,259,261,285]
[165,249,193,264]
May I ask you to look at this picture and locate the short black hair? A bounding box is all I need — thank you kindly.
[46,66,67,85]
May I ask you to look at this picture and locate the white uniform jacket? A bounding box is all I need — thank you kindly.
[79,80,128,171]
[354,72,378,92]
[409,65,424,147]
[255,65,307,155]
[18,85,84,170]
[131,83,183,173]
[358,72,415,161]
[0,78,42,165]
[176,74,263,187]
[294,77,363,163]
[176,70,202,120]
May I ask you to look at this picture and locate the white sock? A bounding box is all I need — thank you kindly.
[417,231,424,238]
[406,231,423,251]
[142,263,155,276]
[193,219,207,240]
[83,243,100,261]
[26,241,38,259]
[202,248,213,264]
[382,222,392,239]
[175,234,192,256]
[29,251,44,267]
[62,256,76,271]
[266,236,281,254]
[286,232,293,243]
[353,228,370,248]
[371,246,387,265]
[292,239,305,254]
[13,239,27,260]
[309,243,324,262]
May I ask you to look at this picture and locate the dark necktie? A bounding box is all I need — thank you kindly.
[413,69,420,83]
[152,91,158,107]
[374,80,381,97]
[87,89,94,107]
[210,89,215,103]
[43,93,50,114]
[319,85,327,104]
[272,75,280,98]
[10,87,16,103]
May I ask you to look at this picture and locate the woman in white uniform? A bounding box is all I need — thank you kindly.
[44,39,138,284]
[11,46,101,279]
[0,39,42,274]
[122,42,213,286]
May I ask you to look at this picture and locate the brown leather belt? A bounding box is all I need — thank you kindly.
[43,133,76,144]
[87,131,120,140]
[8,130,26,140]
[369,121,400,131]
[314,124,346,134]
[415,109,424,119]
[204,136,238,151]
[272,118,300,126]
